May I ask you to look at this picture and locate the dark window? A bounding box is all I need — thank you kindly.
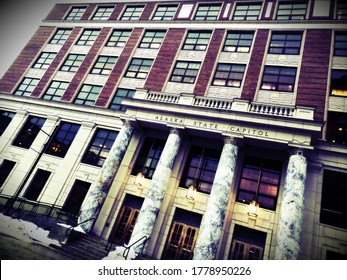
[14,77,39,96]
[232,3,262,20]
[194,4,221,20]
[212,63,246,87]
[269,33,302,55]
[121,6,144,20]
[90,56,118,75]
[32,52,56,69]
[125,58,153,79]
[92,6,114,20]
[334,33,347,56]
[82,128,118,167]
[63,180,91,214]
[74,84,102,106]
[326,112,347,145]
[60,54,86,72]
[132,137,166,179]
[43,80,69,101]
[12,116,46,149]
[326,250,347,260]
[50,29,72,44]
[0,160,16,187]
[223,32,254,53]
[180,146,221,194]
[170,61,201,84]
[320,170,347,229]
[45,122,80,158]
[331,69,347,97]
[261,66,297,92]
[237,156,282,211]
[76,29,100,46]
[337,0,347,19]
[139,30,166,49]
[65,6,87,20]
[276,2,307,20]
[24,169,51,201]
[109,88,135,111]
[106,30,131,47]
[182,31,212,51]
[152,5,178,20]
[0,110,15,136]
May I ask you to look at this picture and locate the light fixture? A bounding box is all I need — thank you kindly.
[134,169,145,189]
[186,148,204,202]
[248,197,259,218]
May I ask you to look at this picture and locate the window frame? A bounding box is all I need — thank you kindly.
[109,88,136,111]
[212,63,246,88]
[90,55,118,75]
[60,54,85,72]
[223,31,254,53]
[43,80,69,101]
[74,84,103,106]
[334,32,347,57]
[268,32,303,55]
[232,3,262,21]
[152,5,178,20]
[76,29,101,46]
[49,29,72,45]
[261,66,297,92]
[14,77,39,96]
[120,5,145,20]
[125,58,154,79]
[139,30,166,49]
[0,110,15,136]
[65,6,87,20]
[32,52,57,69]
[91,6,114,20]
[330,69,347,97]
[182,31,212,51]
[170,61,201,84]
[276,2,308,20]
[194,3,222,20]
[106,29,132,47]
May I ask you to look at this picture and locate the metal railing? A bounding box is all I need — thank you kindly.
[123,235,149,260]
[65,217,96,237]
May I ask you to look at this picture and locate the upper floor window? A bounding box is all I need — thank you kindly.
[276,2,307,20]
[236,156,282,211]
[182,31,212,51]
[194,4,221,20]
[223,32,254,53]
[109,88,136,111]
[334,32,347,56]
[331,69,347,97]
[50,29,72,45]
[269,32,302,55]
[74,84,102,106]
[32,52,56,69]
[232,3,262,20]
[106,30,132,47]
[92,6,114,20]
[82,128,118,167]
[139,30,166,49]
[60,54,85,72]
[261,66,297,92]
[65,6,87,20]
[125,58,153,79]
[212,63,246,88]
[14,77,39,96]
[45,122,80,158]
[76,29,100,46]
[0,160,16,188]
[0,110,15,136]
[90,56,118,75]
[337,0,347,19]
[42,80,69,101]
[121,5,144,20]
[326,112,347,145]
[152,5,178,20]
[170,61,201,84]
[12,116,46,149]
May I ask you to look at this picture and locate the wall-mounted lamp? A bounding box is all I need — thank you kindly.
[186,180,198,202]
[134,170,145,189]
[248,197,259,218]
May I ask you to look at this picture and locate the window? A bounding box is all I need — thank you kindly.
[125,58,153,79]
[90,56,118,75]
[74,84,102,106]
[152,5,178,20]
[63,180,91,214]
[320,170,347,229]
[42,81,69,101]
[261,66,297,92]
[0,110,15,136]
[65,6,87,20]
[139,30,166,49]
[132,137,165,179]
[92,6,114,20]
[32,52,56,69]
[326,112,347,145]
[12,116,46,149]
[50,29,72,44]
[0,160,16,187]
[76,29,100,46]
[334,33,347,56]
[232,3,262,20]
[337,0,347,19]
[121,5,144,20]
[45,122,80,158]
[109,88,135,111]
[331,70,347,97]
[180,146,221,194]
[276,2,307,20]
[223,32,254,53]
[14,77,39,96]
[237,156,282,210]
[60,54,85,72]
[326,251,347,260]
[269,32,302,55]
[170,61,201,84]
[82,128,118,167]
[194,4,221,20]
[212,63,246,87]
[106,30,131,47]
[24,169,51,201]
[182,31,212,51]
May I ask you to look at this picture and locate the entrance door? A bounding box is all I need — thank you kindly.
[112,206,139,246]
[230,240,264,260]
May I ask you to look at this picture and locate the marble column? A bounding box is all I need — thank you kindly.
[128,128,182,254]
[274,149,307,260]
[193,137,239,260]
[78,122,134,232]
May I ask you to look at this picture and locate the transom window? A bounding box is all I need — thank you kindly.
[92,6,114,20]
[76,29,100,46]
[109,88,135,111]
[331,69,347,97]
[32,52,56,69]
[237,156,282,211]
[125,58,153,79]
[194,4,221,20]
[74,84,102,106]
[170,61,201,84]
[334,33,347,56]
[14,77,39,96]
[269,32,302,55]
[223,32,254,53]
[90,56,118,75]
[182,31,212,51]
[121,5,144,20]
[60,54,85,72]
[43,81,69,101]
[82,128,118,167]
[261,66,297,92]
[276,2,307,20]
[152,5,178,20]
[337,0,347,19]
[106,30,132,47]
[50,29,72,44]
[213,63,246,88]
[232,3,262,20]
[0,110,15,136]
[65,6,87,20]
[139,30,166,49]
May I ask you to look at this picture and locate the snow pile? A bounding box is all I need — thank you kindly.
[103,246,137,260]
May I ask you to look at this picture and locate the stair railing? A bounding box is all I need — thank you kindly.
[65,217,96,237]
[123,235,149,260]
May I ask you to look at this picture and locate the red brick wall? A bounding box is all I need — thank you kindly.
[109,4,125,20]
[44,4,71,20]
[81,5,97,20]
[141,3,156,20]
[296,29,332,121]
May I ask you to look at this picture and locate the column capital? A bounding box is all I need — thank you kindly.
[288,147,306,157]
[168,126,185,136]
[223,136,243,147]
